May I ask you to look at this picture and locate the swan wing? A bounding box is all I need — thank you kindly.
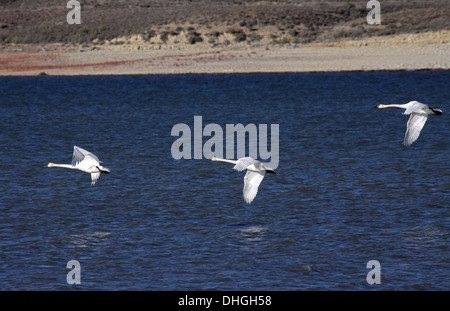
[72,146,100,166]
[90,172,100,185]
[404,101,426,115]
[243,170,265,203]
[233,157,259,171]
[403,112,428,146]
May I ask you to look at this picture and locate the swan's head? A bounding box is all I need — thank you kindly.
[44,162,54,167]
[376,104,385,109]
[211,156,218,161]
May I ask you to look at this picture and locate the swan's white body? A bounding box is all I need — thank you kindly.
[211,156,275,204]
[377,101,442,146]
[45,146,110,185]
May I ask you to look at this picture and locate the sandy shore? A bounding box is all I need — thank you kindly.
[0,30,449,76]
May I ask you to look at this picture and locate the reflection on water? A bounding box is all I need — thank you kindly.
[237,225,269,242]
[67,231,112,248]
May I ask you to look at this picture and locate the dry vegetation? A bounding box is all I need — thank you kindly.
[1,0,449,48]
[1,0,448,75]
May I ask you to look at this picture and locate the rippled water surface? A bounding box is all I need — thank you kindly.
[0,71,448,290]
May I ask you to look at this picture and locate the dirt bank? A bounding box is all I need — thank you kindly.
[0,30,448,76]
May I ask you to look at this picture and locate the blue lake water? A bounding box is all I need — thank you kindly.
[0,71,448,290]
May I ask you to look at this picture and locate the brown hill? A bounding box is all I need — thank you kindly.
[1,0,449,46]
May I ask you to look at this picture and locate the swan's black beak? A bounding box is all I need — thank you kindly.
[267,170,276,174]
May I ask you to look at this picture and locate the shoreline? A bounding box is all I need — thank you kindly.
[1,30,449,76]
[17,67,450,78]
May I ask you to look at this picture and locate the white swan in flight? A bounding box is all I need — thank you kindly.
[44,146,110,185]
[211,156,276,203]
[376,101,442,146]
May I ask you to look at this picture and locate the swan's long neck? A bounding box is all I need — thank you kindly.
[46,163,74,169]
[211,157,237,165]
[377,104,408,109]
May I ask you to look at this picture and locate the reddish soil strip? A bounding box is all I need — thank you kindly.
[0,50,239,73]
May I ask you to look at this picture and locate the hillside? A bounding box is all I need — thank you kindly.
[1,0,449,47]
[1,1,449,75]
